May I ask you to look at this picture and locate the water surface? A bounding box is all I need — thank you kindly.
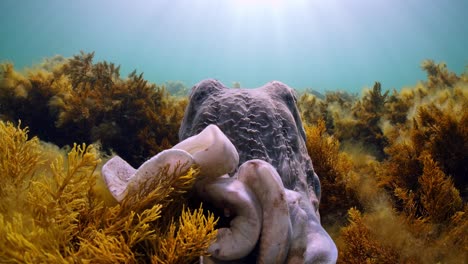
[1,0,467,93]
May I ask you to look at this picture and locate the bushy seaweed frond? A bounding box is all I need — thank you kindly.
[122,165,198,214]
[304,119,359,225]
[300,82,392,160]
[298,92,324,126]
[339,208,400,264]
[411,102,467,195]
[28,143,99,237]
[384,89,411,125]
[421,59,459,89]
[0,212,72,263]
[298,89,358,135]
[60,51,121,89]
[0,62,64,143]
[393,188,420,223]
[76,230,136,264]
[380,140,422,193]
[0,63,32,100]
[325,90,357,106]
[361,82,389,114]
[153,205,218,264]
[0,122,100,263]
[0,121,41,192]
[382,107,465,222]
[344,82,389,159]
[440,206,468,255]
[418,154,463,223]
[76,203,163,263]
[325,91,356,130]
[26,144,100,260]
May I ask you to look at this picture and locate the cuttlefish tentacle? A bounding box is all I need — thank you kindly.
[102,149,194,202]
[103,124,239,202]
[173,124,239,179]
[284,189,309,263]
[102,155,136,202]
[195,177,262,261]
[237,159,292,264]
[303,202,338,264]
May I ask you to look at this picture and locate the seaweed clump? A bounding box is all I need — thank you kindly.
[304,119,360,226]
[339,208,400,264]
[299,60,467,263]
[0,52,187,167]
[0,121,217,263]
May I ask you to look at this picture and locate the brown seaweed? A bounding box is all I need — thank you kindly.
[0,121,217,263]
[0,52,187,167]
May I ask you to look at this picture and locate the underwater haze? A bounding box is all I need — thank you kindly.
[1,0,467,93]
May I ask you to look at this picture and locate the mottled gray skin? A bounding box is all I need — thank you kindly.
[179,79,320,199]
[180,79,336,263]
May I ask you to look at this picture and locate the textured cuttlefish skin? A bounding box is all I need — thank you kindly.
[179,79,316,194]
[180,79,337,264]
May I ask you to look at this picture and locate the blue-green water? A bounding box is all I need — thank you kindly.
[1,0,467,94]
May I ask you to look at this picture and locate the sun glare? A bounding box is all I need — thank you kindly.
[237,0,282,6]
[234,0,286,12]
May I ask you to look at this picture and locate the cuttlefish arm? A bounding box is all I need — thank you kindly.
[173,124,239,179]
[237,159,292,264]
[102,124,239,203]
[101,155,136,202]
[303,191,338,264]
[284,189,308,263]
[284,190,338,264]
[196,177,262,261]
[102,149,194,202]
